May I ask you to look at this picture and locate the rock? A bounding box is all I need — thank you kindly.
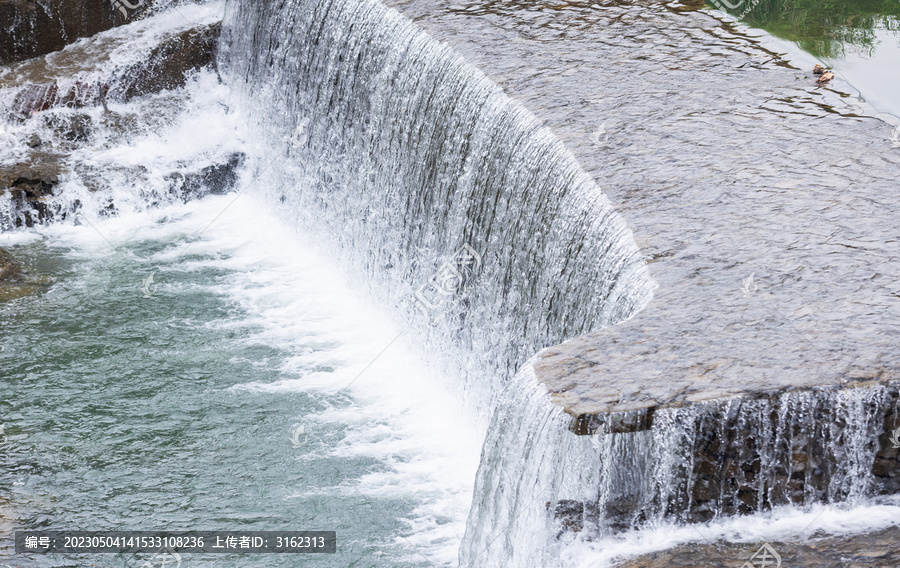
[165,152,246,201]
[10,81,109,118]
[41,112,94,143]
[0,156,63,227]
[0,0,158,66]
[116,22,222,101]
[0,248,23,281]
[817,71,835,84]
[6,22,221,117]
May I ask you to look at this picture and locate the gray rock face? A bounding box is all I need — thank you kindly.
[115,22,221,101]
[0,0,156,66]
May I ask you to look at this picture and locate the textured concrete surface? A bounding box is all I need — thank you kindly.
[382,0,900,426]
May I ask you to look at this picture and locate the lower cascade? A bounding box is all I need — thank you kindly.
[461,367,899,567]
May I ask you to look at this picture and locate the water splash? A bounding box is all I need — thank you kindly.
[218,0,655,417]
[461,366,897,567]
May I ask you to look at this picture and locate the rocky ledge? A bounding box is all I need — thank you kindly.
[1,19,240,229]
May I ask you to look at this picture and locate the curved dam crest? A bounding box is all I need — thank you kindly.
[384,0,900,563]
[218,0,655,411]
[3,0,895,566]
[218,0,900,564]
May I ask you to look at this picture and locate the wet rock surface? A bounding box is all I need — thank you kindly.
[4,21,221,117]
[1,15,232,228]
[614,526,900,568]
[0,0,156,66]
[548,382,900,530]
[0,155,63,227]
[116,22,221,101]
[164,151,246,200]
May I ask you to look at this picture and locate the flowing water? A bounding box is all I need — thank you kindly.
[2,0,652,565]
[713,0,900,118]
[2,0,899,567]
[0,4,490,567]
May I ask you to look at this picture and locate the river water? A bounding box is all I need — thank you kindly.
[1,0,899,567]
[2,5,484,566]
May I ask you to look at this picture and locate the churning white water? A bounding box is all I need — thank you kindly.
[3,1,900,567]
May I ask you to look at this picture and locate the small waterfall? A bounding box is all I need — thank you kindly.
[461,365,899,567]
[218,0,655,411]
[0,3,238,229]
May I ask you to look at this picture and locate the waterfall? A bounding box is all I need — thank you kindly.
[460,365,899,567]
[217,0,655,413]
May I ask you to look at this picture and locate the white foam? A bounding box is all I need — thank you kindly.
[43,190,484,566]
[562,496,900,568]
[202,196,483,565]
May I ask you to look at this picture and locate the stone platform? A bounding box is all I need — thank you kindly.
[384,0,900,545]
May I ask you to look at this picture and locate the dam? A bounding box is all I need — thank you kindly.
[1,0,899,566]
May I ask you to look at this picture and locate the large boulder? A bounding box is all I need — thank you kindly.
[0,0,156,66]
[6,21,221,118]
[116,22,221,101]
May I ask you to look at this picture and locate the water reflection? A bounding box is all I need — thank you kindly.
[724,0,900,58]
[709,0,900,116]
